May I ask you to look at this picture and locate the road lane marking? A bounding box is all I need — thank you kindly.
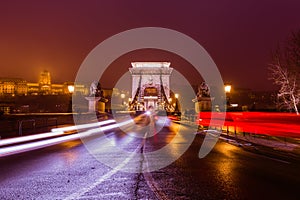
[142,132,169,200]
[63,140,144,200]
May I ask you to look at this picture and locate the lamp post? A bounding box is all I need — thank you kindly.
[67,85,74,112]
[224,84,231,109]
[120,93,125,107]
[128,97,132,109]
[174,93,179,112]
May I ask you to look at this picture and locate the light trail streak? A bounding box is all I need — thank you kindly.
[0,131,65,147]
[51,119,116,132]
[0,119,116,147]
[0,119,133,157]
[0,133,80,157]
[197,112,300,138]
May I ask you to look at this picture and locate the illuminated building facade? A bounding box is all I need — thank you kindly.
[0,71,113,114]
[0,78,28,96]
[0,71,83,96]
[38,70,51,94]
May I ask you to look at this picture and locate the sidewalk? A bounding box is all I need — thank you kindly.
[227,133,300,152]
[219,132,300,162]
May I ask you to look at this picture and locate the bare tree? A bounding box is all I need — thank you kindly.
[269,60,299,114]
[269,30,300,115]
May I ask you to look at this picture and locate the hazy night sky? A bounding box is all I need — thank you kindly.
[0,0,299,90]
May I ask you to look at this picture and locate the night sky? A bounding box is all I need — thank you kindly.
[0,0,300,90]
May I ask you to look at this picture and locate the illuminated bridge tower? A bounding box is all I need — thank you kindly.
[129,62,174,111]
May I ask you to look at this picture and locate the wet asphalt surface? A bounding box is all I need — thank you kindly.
[0,119,300,200]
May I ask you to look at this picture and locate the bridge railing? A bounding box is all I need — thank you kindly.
[0,114,73,139]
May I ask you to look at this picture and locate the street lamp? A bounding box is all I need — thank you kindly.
[68,85,75,93]
[67,85,74,113]
[224,84,232,109]
[128,97,132,109]
[224,85,231,93]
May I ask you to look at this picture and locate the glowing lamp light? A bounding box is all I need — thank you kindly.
[175,93,179,99]
[68,85,75,93]
[224,85,231,93]
[120,93,125,99]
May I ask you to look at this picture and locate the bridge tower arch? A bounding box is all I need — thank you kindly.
[129,62,174,111]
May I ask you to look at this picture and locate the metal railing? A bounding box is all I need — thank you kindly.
[18,119,36,136]
[46,117,58,127]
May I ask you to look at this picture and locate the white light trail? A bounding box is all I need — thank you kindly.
[0,131,64,147]
[78,119,134,137]
[51,119,116,133]
[0,134,80,157]
[0,119,116,147]
[0,119,133,157]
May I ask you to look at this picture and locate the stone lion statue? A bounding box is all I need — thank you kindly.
[89,81,102,97]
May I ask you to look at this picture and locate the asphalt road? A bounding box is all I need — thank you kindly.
[0,118,300,200]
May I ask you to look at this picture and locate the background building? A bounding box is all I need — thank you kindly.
[0,70,76,96]
[0,70,113,114]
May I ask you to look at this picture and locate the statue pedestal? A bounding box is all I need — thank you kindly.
[195,97,213,112]
[98,101,105,112]
[85,97,101,112]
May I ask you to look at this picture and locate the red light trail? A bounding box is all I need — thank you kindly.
[197,112,300,138]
